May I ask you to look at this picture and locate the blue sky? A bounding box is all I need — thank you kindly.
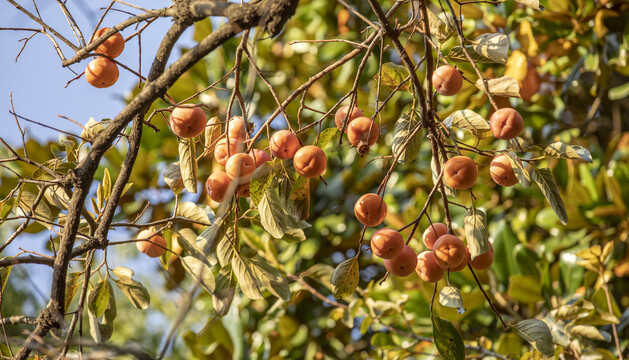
[1,0,195,145]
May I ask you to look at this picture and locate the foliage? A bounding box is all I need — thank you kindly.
[1,0,629,359]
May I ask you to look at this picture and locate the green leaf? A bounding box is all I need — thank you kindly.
[176,202,210,225]
[431,314,466,360]
[0,266,11,292]
[88,279,110,318]
[178,138,198,193]
[376,62,409,90]
[506,153,530,187]
[199,213,229,261]
[330,256,359,299]
[531,167,568,225]
[468,33,509,63]
[510,319,555,357]
[259,185,287,239]
[507,274,544,303]
[439,286,466,314]
[112,272,150,310]
[316,127,339,149]
[213,265,236,316]
[181,256,215,295]
[164,162,185,195]
[391,110,422,163]
[16,190,53,230]
[232,254,264,300]
[249,163,275,205]
[465,207,490,260]
[249,256,291,301]
[216,230,237,267]
[443,110,492,138]
[609,81,629,100]
[449,45,501,64]
[64,272,82,313]
[427,7,454,41]
[0,198,15,223]
[543,142,592,162]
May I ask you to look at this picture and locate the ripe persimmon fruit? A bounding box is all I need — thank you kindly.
[443,156,478,190]
[270,130,300,159]
[293,145,327,178]
[370,228,404,259]
[354,193,387,227]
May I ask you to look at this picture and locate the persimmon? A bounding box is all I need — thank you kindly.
[93,27,125,58]
[250,148,272,168]
[206,171,233,202]
[136,230,167,258]
[383,245,417,277]
[270,130,300,159]
[490,154,518,187]
[443,156,478,190]
[214,138,244,166]
[432,65,463,96]
[471,243,494,270]
[490,108,523,140]
[236,183,250,197]
[85,57,119,88]
[227,116,248,141]
[293,145,327,178]
[354,193,387,227]
[432,234,467,270]
[169,105,206,139]
[347,117,379,156]
[370,228,404,259]
[225,153,256,183]
[422,222,448,250]
[449,248,470,272]
[415,251,445,282]
[334,105,364,132]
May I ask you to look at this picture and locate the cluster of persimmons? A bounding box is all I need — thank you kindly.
[85,28,125,88]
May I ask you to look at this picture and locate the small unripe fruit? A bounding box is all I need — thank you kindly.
[270,130,300,159]
[370,228,404,259]
[432,65,463,96]
[85,57,119,88]
[384,245,417,277]
[169,105,206,138]
[490,154,518,187]
[227,116,248,141]
[250,149,272,168]
[225,153,256,183]
[335,105,364,131]
[136,230,167,258]
[432,234,467,270]
[443,156,478,190]
[415,251,445,282]
[214,138,244,166]
[471,243,494,270]
[93,28,125,58]
[236,183,250,197]
[354,193,387,227]
[293,145,327,178]
[490,108,523,140]
[422,222,448,250]
[206,171,232,202]
[347,117,379,149]
[449,248,470,272]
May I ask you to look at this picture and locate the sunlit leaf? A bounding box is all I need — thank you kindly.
[178,138,198,193]
[181,256,215,295]
[505,153,530,187]
[443,109,491,138]
[469,33,508,63]
[570,325,611,342]
[439,286,466,314]
[465,207,490,260]
[510,319,555,357]
[113,269,150,310]
[376,62,409,90]
[88,279,110,318]
[64,272,82,312]
[164,162,184,195]
[475,76,521,98]
[543,142,592,162]
[392,110,422,163]
[330,256,359,299]
[316,127,339,149]
[531,167,568,225]
[515,0,545,11]
[176,202,210,225]
[259,185,287,239]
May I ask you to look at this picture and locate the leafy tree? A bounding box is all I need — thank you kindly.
[1,0,628,359]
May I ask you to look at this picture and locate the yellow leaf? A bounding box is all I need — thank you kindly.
[517,21,538,57]
[505,50,528,82]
